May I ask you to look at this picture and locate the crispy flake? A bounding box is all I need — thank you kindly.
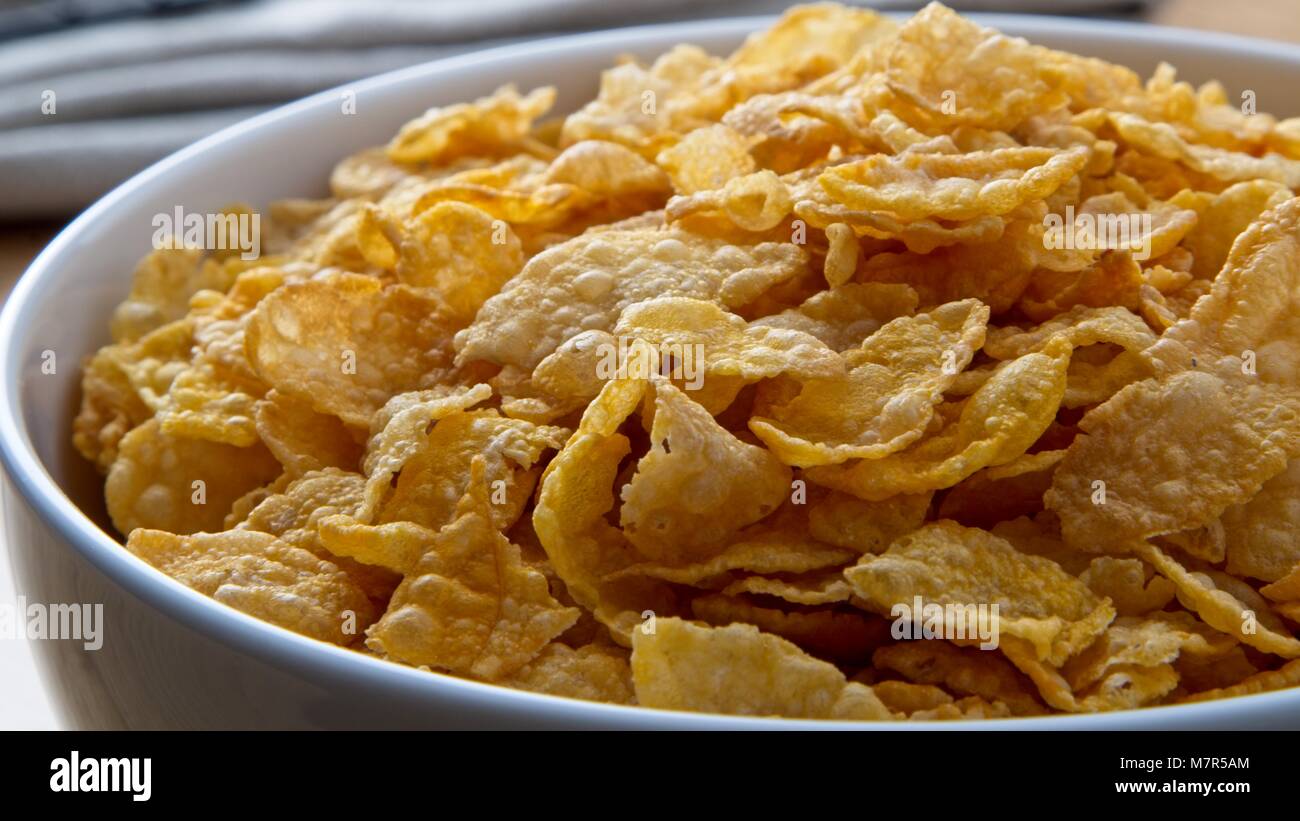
[631,618,894,720]
[846,520,1114,665]
[750,299,988,467]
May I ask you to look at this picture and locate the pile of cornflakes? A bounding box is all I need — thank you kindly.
[75,2,1300,720]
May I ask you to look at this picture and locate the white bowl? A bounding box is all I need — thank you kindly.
[4,13,1300,729]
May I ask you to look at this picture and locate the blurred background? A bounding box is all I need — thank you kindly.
[0,0,1297,729]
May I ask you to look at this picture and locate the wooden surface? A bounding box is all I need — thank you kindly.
[0,221,62,300]
[2,0,1299,294]
[1152,0,1300,45]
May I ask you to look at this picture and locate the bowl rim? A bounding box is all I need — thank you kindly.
[4,11,1300,729]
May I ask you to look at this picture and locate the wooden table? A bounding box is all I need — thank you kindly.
[3,0,1299,294]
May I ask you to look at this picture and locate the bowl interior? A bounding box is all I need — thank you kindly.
[6,14,1300,728]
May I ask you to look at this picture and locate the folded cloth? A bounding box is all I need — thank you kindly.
[1,107,264,216]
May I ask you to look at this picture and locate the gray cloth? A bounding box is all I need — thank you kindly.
[0,0,1136,219]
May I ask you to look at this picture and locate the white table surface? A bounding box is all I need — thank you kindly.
[0,491,61,730]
